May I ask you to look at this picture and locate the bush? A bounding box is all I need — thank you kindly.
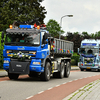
[0,31,5,69]
[71,53,79,65]
[71,59,76,65]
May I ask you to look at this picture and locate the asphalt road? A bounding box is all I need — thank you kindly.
[0,70,100,100]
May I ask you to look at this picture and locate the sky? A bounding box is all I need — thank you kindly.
[41,0,100,35]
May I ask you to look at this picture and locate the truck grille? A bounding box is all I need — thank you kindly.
[84,64,93,66]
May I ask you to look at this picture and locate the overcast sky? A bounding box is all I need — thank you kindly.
[41,0,100,35]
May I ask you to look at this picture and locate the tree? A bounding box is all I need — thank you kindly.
[0,31,6,69]
[94,31,100,39]
[46,19,64,37]
[67,32,82,52]
[0,0,47,31]
[82,32,90,39]
[90,33,95,39]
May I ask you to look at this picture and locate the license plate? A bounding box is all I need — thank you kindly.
[87,67,91,69]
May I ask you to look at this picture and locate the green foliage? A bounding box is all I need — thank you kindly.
[0,0,47,31]
[71,53,79,65]
[46,19,64,37]
[0,31,5,69]
[67,32,82,52]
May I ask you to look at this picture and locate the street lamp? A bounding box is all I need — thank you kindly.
[59,15,73,39]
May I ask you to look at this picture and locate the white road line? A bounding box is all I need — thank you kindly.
[26,96,33,99]
[56,84,60,87]
[69,80,73,83]
[84,77,88,78]
[62,82,67,84]
[74,79,78,81]
[88,76,92,77]
[48,87,53,90]
[38,91,44,94]
[79,78,83,79]
[92,75,97,76]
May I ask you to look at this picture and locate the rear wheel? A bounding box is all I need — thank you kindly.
[64,62,71,78]
[58,62,65,78]
[8,73,19,80]
[40,62,51,81]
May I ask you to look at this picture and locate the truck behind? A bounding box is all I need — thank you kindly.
[78,39,100,71]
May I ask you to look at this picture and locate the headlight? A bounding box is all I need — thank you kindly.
[33,62,40,65]
[4,60,9,63]
[7,53,13,57]
[7,50,12,53]
[29,51,36,55]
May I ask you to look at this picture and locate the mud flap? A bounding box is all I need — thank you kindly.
[9,61,30,74]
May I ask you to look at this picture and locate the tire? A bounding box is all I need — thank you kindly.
[98,69,100,72]
[8,73,19,80]
[58,62,65,78]
[40,62,51,81]
[80,68,84,71]
[64,62,71,78]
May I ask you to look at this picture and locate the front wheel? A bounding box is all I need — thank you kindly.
[64,62,71,78]
[8,73,19,80]
[80,68,84,71]
[40,62,51,81]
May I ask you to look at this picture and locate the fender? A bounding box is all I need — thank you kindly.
[42,55,51,67]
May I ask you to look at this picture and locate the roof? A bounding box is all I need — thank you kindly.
[81,39,100,47]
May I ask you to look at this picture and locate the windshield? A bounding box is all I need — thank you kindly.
[5,32,40,46]
[80,48,98,55]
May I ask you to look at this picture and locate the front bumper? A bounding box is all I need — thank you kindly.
[3,58,44,73]
[80,66,100,70]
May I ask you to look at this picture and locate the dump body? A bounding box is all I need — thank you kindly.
[78,39,100,71]
[53,38,73,54]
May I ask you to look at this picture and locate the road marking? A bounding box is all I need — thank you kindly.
[88,76,92,77]
[74,79,78,81]
[62,82,67,84]
[79,78,83,79]
[38,91,44,94]
[48,87,53,90]
[69,80,72,82]
[84,77,88,78]
[56,84,60,87]
[26,96,33,99]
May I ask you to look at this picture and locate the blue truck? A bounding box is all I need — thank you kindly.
[1,24,73,81]
[78,39,100,71]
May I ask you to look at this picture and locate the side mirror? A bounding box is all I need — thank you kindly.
[43,40,47,44]
[43,33,48,40]
[1,39,4,43]
[1,31,4,39]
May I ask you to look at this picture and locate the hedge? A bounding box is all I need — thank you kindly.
[0,31,5,69]
[71,53,79,65]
